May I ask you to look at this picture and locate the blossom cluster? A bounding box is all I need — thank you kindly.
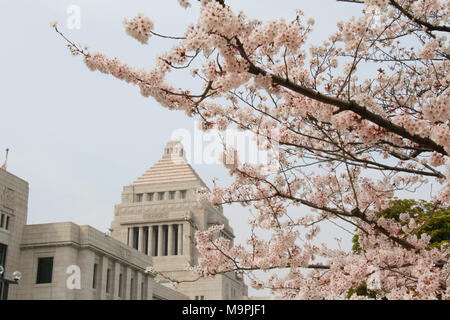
[123,13,154,44]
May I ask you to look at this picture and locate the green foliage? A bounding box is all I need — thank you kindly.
[351,199,450,253]
[348,199,449,299]
[351,234,362,254]
[347,283,378,300]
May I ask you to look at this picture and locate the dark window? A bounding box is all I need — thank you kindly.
[174,225,178,255]
[144,227,149,255]
[5,216,9,230]
[141,282,145,300]
[0,214,4,228]
[133,227,139,250]
[118,274,123,298]
[147,193,154,201]
[0,243,6,300]
[153,226,159,256]
[130,278,134,300]
[136,194,143,202]
[0,243,7,268]
[92,263,98,289]
[158,192,164,200]
[180,190,187,199]
[169,191,175,200]
[163,225,168,256]
[36,257,54,284]
[106,269,111,293]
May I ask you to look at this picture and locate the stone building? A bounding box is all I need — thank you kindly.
[0,141,247,300]
[110,140,247,300]
[0,168,29,300]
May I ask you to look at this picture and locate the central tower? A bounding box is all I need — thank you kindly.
[110,140,247,299]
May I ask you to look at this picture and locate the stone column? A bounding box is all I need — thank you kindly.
[158,225,164,256]
[136,272,143,300]
[138,226,145,253]
[125,267,132,300]
[148,225,154,256]
[177,223,183,255]
[183,221,191,257]
[168,224,174,255]
[100,255,109,299]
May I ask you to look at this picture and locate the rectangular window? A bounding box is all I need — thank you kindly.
[0,214,4,228]
[36,257,54,284]
[158,192,164,200]
[163,225,168,256]
[92,263,98,289]
[106,269,111,293]
[180,190,187,199]
[144,227,149,255]
[0,244,6,300]
[130,278,134,300]
[147,193,154,201]
[141,282,145,300]
[133,227,139,250]
[118,274,123,298]
[0,243,7,268]
[153,226,158,256]
[169,191,176,200]
[5,216,9,230]
[136,194,143,202]
[173,225,178,255]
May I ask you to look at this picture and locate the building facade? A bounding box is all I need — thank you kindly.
[0,168,29,300]
[0,141,247,300]
[110,140,247,300]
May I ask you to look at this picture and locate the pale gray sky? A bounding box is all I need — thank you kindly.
[1,0,364,296]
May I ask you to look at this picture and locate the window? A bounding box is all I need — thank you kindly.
[195,295,205,300]
[169,191,175,200]
[153,226,159,256]
[92,263,98,289]
[163,225,169,256]
[0,244,6,300]
[36,257,54,284]
[0,243,7,268]
[130,278,134,300]
[133,227,139,250]
[158,192,164,200]
[144,227,149,255]
[106,269,111,293]
[173,225,178,255]
[147,193,154,201]
[118,274,123,298]
[141,282,145,300]
[135,194,143,202]
[180,190,187,199]
[0,214,11,230]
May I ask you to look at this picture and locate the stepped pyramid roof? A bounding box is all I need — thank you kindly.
[132,140,207,187]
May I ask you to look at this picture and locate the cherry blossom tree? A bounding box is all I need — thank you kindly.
[53,0,449,299]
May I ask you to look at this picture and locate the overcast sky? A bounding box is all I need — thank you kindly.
[1,0,365,297]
